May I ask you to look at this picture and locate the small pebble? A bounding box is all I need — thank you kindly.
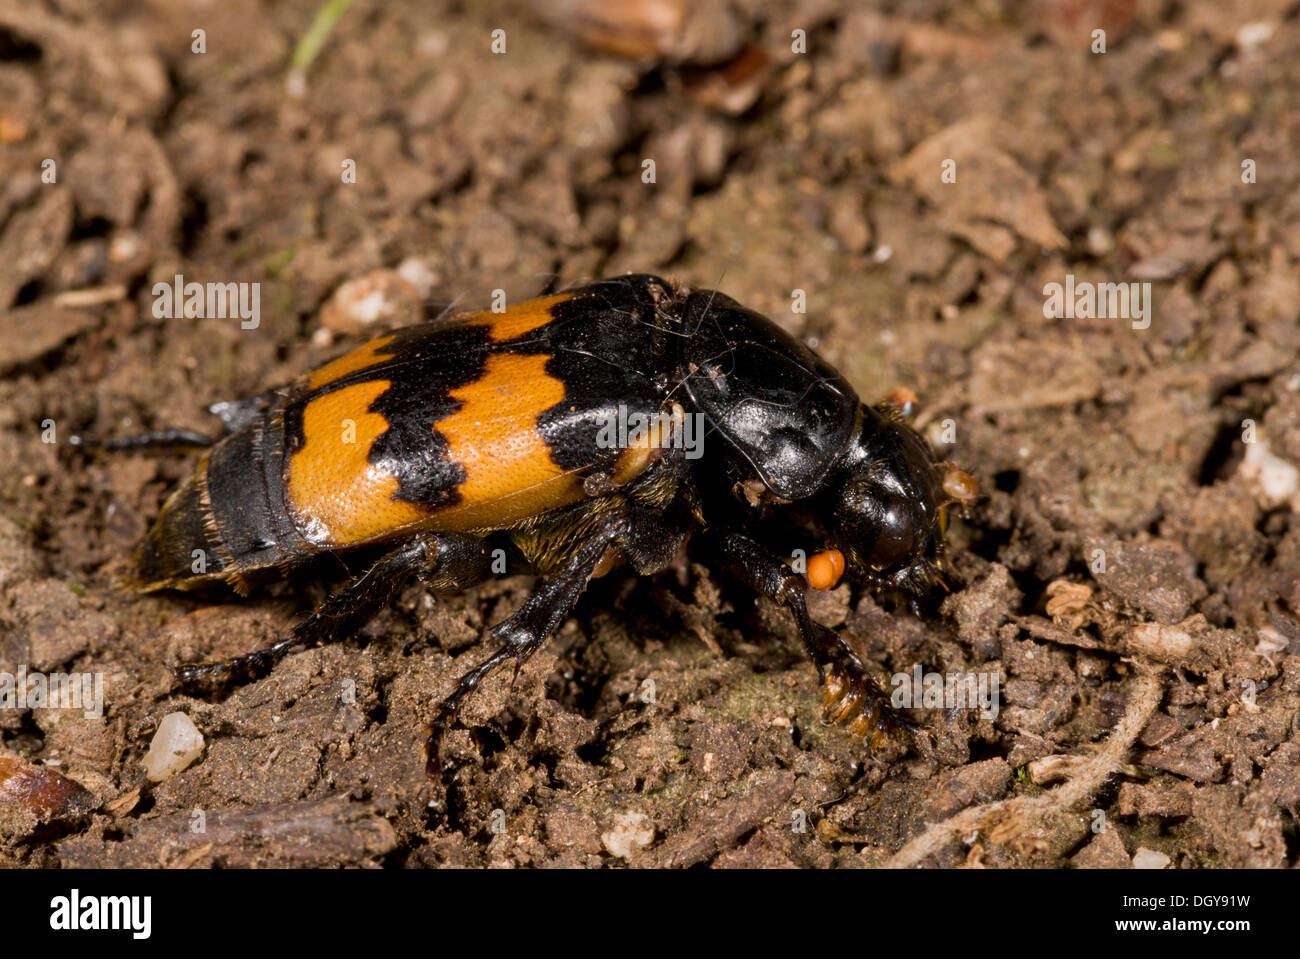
[142,712,204,782]
[395,257,437,300]
[318,270,421,335]
[1236,22,1276,49]
[1086,225,1114,257]
[601,811,655,859]
[1132,847,1171,869]
[1239,439,1299,508]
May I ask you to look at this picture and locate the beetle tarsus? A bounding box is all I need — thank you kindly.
[174,637,296,686]
[425,644,514,777]
[821,651,917,753]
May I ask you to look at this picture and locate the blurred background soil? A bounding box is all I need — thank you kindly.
[1,0,1298,867]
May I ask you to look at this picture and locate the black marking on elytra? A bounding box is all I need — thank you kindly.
[116,273,961,782]
[536,276,676,472]
[366,325,491,509]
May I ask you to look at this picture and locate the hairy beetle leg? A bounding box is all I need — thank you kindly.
[176,532,491,686]
[69,389,283,453]
[426,503,691,779]
[68,427,216,452]
[706,531,915,754]
[820,652,917,755]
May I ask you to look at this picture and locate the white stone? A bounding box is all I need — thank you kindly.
[1236,22,1276,49]
[1239,440,1299,509]
[601,811,655,860]
[1132,847,1171,869]
[396,257,437,299]
[143,712,204,782]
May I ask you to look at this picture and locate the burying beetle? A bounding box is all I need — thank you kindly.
[77,274,977,776]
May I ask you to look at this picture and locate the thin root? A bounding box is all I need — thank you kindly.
[884,668,1163,868]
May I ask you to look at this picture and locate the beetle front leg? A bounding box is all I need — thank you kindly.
[703,531,914,754]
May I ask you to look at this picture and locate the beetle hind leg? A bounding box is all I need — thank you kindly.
[424,528,622,776]
[176,532,491,686]
[69,389,283,452]
[68,427,216,452]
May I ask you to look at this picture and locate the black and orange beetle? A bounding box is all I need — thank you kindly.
[82,274,974,773]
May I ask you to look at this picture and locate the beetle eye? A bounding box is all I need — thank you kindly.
[867,496,914,568]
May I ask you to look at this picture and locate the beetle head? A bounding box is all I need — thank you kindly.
[822,406,951,599]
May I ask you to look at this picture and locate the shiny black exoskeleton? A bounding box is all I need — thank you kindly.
[88,274,965,776]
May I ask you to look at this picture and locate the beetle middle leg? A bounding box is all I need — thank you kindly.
[703,530,914,755]
[176,532,492,685]
[426,504,690,776]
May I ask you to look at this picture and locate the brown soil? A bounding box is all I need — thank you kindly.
[1,0,1298,868]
